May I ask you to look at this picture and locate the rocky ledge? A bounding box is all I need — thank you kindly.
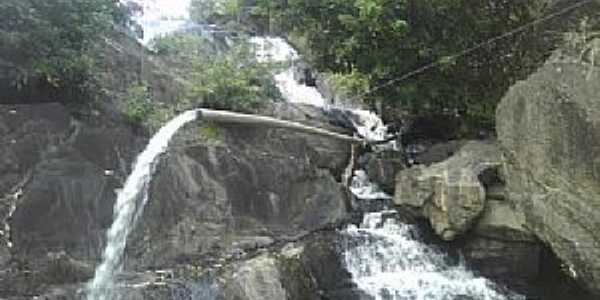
[0,101,363,299]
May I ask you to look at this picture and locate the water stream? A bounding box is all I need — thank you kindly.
[87,110,198,300]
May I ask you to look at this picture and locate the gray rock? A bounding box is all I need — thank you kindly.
[496,52,600,295]
[221,231,368,300]
[127,114,352,269]
[473,200,536,242]
[222,255,288,300]
[461,200,541,291]
[394,141,502,240]
[0,101,352,298]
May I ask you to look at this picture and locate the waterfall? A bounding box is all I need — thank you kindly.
[344,174,524,300]
[253,36,524,300]
[343,211,524,300]
[87,110,198,300]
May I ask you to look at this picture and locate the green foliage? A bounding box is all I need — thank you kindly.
[183,42,281,112]
[0,0,127,95]
[198,123,221,141]
[150,33,208,59]
[123,83,154,124]
[326,71,370,97]
[151,32,281,113]
[254,0,551,124]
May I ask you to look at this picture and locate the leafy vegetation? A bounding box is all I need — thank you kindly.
[182,41,282,112]
[123,83,154,124]
[0,0,128,96]
[246,0,554,125]
[134,32,281,129]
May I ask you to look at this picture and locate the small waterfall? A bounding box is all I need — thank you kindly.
[343,211,524,300]
[87,110,198,300]
[345,174,524,300]
[350,170,392,200]
[250,36,397,145]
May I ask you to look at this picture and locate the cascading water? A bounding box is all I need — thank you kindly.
[87,110,198,300]
[255,36,524,300]
[249,36,396,144]
[343,210,524,300]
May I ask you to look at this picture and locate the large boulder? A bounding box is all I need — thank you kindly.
[496,52,600,295]
[221,232,367,300]
[394,141,501,240]
[222,255,288,300]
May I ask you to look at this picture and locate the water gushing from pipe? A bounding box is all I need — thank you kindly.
[87,110,198,300]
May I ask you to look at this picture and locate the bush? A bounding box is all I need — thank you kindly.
[123,83,154,124]
[151,32,282,114]
[184,42,282,112]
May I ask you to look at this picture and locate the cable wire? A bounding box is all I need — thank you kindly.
[351,0,594,101]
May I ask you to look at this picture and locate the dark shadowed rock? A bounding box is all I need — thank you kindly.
[359,151,405,194]
[460,200,540,293]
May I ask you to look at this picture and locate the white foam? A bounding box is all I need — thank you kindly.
[343,212,524,300]
[350,170,392,200]
[274,69,328,107]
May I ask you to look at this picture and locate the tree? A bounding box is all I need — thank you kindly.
[0,0,127,93]
[254,0,551,126]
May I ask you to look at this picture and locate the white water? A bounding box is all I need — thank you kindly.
[250,36,396,145]
[250,37,523,300]
[343,211,524,300]
[345,173,523,300]
[87,110,198,300]
[350,170,392,200]
[250,37,327,107]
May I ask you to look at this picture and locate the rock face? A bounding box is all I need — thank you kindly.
[223,255,288,300]
[394,141,501,240]
[0,101,354,298]
[128,117,352,269]
[221,232,366,300]
[496,53,600,295]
